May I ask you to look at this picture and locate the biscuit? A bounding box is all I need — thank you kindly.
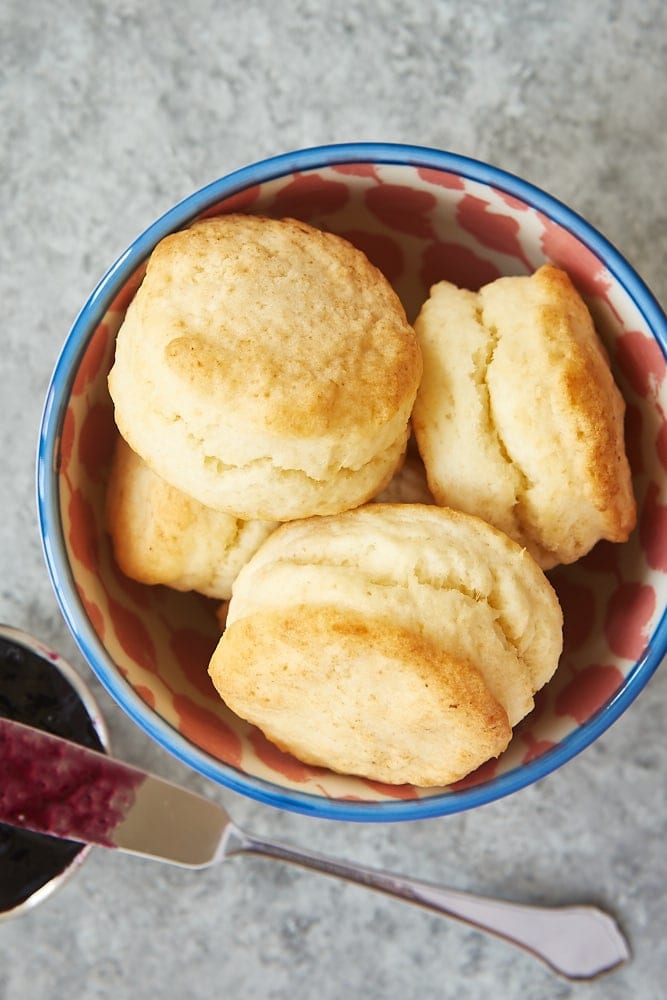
[108,215,422,521]
[106,436,277,599]
[208,503,563,786]
[411,265,636,567]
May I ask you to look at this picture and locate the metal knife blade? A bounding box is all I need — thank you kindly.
[0,717,229,868]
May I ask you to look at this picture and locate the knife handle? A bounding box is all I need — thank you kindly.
[222,823,629,980]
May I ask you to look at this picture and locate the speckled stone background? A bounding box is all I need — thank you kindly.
[1,2,666,998]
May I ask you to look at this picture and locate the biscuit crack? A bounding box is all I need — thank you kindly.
[477,317,516,472]
[476,311,535,538]
[200,452,366,483]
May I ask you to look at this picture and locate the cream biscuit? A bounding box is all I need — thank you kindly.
[106,436,277,599]
[108,214,422,521]
[208,503,563,786]
[411,265,636,567]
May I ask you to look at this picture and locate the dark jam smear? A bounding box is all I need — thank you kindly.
[0,635,105,914]
[0,719,142,845]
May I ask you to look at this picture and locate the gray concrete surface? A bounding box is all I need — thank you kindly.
[1,2,666,998]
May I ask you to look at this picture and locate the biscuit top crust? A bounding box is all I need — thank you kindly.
[125,214,421,437]
[210,603,512,787]
[480,264,636,555]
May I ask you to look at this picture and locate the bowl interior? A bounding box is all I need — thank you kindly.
[48,153,667,818]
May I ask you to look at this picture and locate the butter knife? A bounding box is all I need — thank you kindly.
[0,717,630,979]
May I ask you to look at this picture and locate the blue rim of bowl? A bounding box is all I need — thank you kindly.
[37,142,667,821]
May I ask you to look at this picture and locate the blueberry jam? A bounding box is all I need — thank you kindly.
[0,633,105,915]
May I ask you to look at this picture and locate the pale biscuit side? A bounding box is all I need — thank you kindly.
[106,436,277,599]
[411,282,529,547]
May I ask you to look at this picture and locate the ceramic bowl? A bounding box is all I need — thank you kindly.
[37,143,667,820]
[0,624,109,917]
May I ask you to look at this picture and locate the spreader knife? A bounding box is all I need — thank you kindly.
[0,717,630,980]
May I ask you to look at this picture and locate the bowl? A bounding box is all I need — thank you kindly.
[0,624,109,917]
[37,142,667,821]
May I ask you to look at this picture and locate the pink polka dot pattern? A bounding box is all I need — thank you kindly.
[57,162,667,808]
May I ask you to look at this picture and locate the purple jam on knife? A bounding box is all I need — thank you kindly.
[0,719,142,846]
[0,634,105,914]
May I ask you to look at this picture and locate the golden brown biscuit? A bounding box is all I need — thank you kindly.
[209,503,563,786]
[411,265,636,567]
[106,436,277,599]
[108,215,422,521]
